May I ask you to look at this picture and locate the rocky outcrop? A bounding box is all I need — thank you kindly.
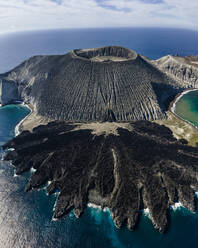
[3,120,198,233]
[0,78,19,105]
[0,46,184,122]
[153,55,198,88]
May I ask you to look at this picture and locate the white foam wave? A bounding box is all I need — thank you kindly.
[30,167,36,173]
[87,203,111,214]
[53,192,60,211]
[13,172,18,177]
[103,207,110,213]
[7,148,15,151]
[171,202,183,211]
[87,203,102,210]
[143,208,150,216]
[1,153,5,161]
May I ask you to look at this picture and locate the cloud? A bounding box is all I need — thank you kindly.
[50,0,62,5]
[0,0,197,34]
[140,0,164,3]
[95,0,130,12]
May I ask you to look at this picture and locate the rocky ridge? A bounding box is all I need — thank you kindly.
[153,55,198,88]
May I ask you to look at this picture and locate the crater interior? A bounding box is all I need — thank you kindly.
[73,46,138,62]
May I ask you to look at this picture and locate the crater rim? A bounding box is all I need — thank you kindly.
[71,46,138,62]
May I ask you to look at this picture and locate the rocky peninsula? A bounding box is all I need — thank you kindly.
[4,120,198,233]
[1,46,198,233]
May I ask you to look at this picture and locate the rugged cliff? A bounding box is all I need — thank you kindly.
[0,78,19,105]
[153,55,198,87]
[0,46,184,122]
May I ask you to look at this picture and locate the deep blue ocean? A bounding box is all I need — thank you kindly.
[1,28,198,248]
[1,28,198,73]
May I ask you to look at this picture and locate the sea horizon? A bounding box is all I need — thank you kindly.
[1,27,198,74]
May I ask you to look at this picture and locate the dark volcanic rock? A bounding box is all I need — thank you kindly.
[0,46,182,122]
[3,120,198,232]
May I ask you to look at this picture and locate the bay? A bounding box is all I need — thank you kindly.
[174,90,198,128]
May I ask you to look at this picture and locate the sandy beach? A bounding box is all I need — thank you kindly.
[15,103,50,134]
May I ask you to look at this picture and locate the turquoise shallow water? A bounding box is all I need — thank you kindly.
[174,90,198,128]
[1,105,198,247]
[0,104,30,145]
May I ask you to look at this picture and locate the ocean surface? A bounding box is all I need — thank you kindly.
[1,28,198,73]
[1,28,198,248]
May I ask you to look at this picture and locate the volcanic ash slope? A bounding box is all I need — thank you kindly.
[0,46,184,123]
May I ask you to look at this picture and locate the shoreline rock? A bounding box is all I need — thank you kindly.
[3,120,198,233]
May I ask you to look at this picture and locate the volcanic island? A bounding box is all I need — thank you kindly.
[1,46,198,233]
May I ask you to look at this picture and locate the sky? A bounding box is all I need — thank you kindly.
[0,0,197,33]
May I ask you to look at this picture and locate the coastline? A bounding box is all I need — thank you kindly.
[15,103,33,136]
[169,88,198,131]
[14,103,51,135]
[87,203,110,213]
[170,88,198,113]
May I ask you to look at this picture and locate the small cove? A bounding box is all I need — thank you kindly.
[174,89,198,128]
